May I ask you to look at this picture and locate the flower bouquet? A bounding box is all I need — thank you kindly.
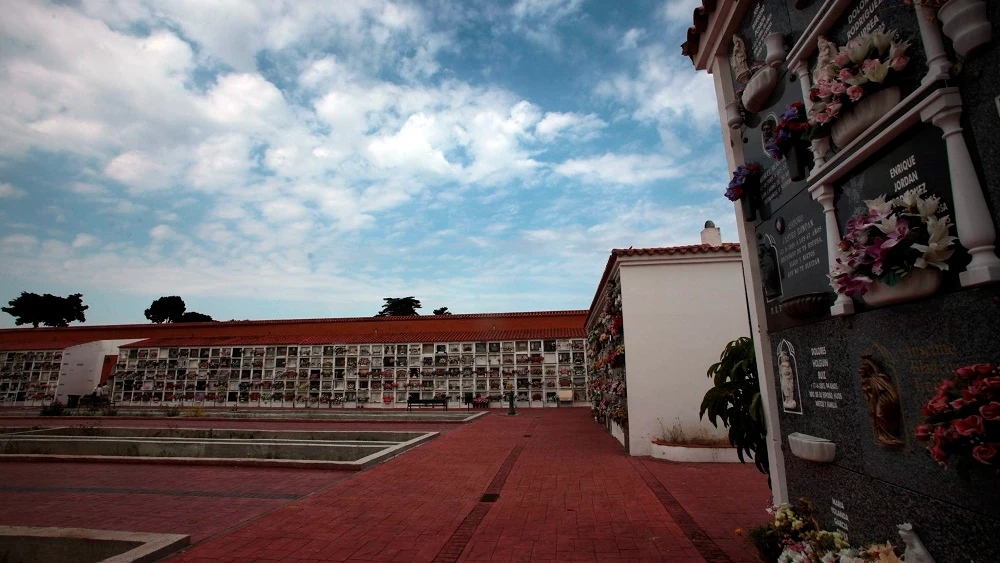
[917,362,999,478]
[830,187,957,305]
[808,30,910,148]
[765,102,811,181]
[725,163,761,202]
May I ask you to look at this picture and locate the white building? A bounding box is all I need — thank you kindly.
[587,223,750,456]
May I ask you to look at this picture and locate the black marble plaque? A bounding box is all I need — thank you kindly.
[759,190,832,331]
[823,0,930,88]
[773,286,1000,524]
[832,122,969,308]
[740,71,811,221]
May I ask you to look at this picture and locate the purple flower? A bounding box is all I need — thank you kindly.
[837,274,873,296]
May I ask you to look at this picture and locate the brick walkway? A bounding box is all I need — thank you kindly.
[0,409,770,561]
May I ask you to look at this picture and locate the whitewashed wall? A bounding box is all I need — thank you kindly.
[57,339,139,402]
[619,253,750,456]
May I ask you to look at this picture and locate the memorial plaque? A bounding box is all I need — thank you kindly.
[822,0,929,84]
[731,0,794,86]
[832,122,968,306]
[758,189,830,331]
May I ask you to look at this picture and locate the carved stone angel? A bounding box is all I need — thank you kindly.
[731,34,752,84]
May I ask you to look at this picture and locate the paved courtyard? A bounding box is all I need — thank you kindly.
[0,408,770,562]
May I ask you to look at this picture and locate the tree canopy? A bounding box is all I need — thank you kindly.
[2,292,89,328]
[433,307,452,315]
[144,296,214,323]
[376,297,422,316]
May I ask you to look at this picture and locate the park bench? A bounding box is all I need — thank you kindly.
[406,393,448,411]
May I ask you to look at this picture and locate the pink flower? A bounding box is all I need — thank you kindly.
[847,85,865,102]
[952,415,985,436]
[815,111,832,124]
[972,443,998,465]
[980,401,1000,421]
[830,82,847,95]
[817,82,832,97]
[915,424,933,441]
[826,102,843,118]
[891,55,910,72]
[839,68,854,82]
[834,51,851,67]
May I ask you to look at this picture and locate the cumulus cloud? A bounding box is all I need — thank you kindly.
[0,182,27,198]
[554,153,683,185]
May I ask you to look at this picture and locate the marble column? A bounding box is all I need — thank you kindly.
[921,90,1000,287]
[916,4,953,83]
[809,183,855,315]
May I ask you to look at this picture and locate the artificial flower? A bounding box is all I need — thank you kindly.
[953,415,985,436]
[871,30,893,55]
[846,36,872,64]
[862,58,890,83]
[847,85,865,102]
[973,443,998,465]
[981,401,1000,421]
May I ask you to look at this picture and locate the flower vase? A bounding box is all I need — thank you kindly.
[939,0,992,58]
[741,66,779,113]
[725,101,744,129]
[738,177,761,222]
[785,143,808,182]
[862,268,942,308]
[831,86,901,149]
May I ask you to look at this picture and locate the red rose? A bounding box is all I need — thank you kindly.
[922,392,951,416]
[980,401,1000,421]
[978,376,1000,392]
[936,379,956,393]
[950,398,968,411]
[952,415,985,436]
[972,443,998,465]
[973,363,997,376]
[915,424,933,441]
[930,442,949,464]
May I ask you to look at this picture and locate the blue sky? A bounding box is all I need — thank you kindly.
[0,0,735,326]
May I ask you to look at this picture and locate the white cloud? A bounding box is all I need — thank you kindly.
[617,28,645,51]
[71,234,100,248]
[512,0,583,21]
[555,153,683,185]
[535,112,607,141]
[0,182,27,198]
[0,234,39,255]
[660,0,703,24]
[103,151,176,190]
[596,43,718,129]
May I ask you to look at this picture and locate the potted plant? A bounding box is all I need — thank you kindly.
[829,187,957,307]
[808,30,911,149]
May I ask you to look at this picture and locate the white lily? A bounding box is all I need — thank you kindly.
[865,194,893,216]
[871,29,893,55]
[892,187,925,210]
[876,213,900,234]
[915,193,941,220]
[861,59,889,83]
[846,36,872,64]
[912,241,955,270]
[889,39,910,60]
[926,215,958,246]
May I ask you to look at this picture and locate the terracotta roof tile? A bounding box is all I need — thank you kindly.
[586,243,741,327]
[121,328,586,349]
[0,310,587,335]
[0,339,95,351]
[681,1,720,61]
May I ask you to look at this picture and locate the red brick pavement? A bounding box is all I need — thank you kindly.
[0,409,771,562]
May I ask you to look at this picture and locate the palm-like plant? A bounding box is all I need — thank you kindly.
[699,337,770,479]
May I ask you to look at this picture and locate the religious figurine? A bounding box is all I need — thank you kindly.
[778,350,798,409]
[812,37,839,84]
[858,356,904,448]
[731,34,752,84]
[898,523,936,563]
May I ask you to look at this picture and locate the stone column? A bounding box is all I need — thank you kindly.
[916,4,953,84]
[921,90,1000,286]
[788,58,813,111]
[809,183,855,316]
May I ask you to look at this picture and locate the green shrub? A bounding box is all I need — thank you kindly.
[700,337,770,478]
[40,401,65,416]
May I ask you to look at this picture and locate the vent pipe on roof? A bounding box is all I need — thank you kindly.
[701,221,722,246]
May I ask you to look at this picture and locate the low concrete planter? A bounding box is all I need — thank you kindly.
[650,441,741,463]
[610,420,626,447]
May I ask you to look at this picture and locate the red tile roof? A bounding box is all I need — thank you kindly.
[0,310,588,350]
[680,1,719,61]
[120,328,586,348]
[0,339,94,351]
[586,243,741,328]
